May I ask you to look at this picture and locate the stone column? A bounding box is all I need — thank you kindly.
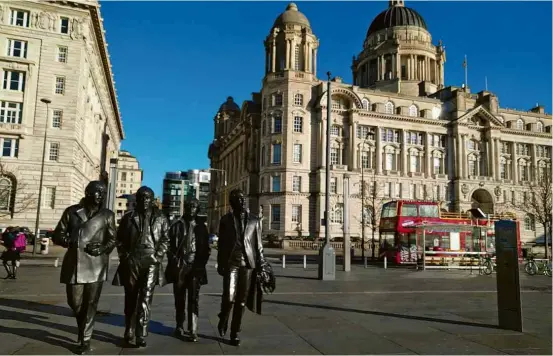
[272,41,276,72]
[381,55,385,80]
[425,132,432,177]
[494,139,501,180]
[512,142,518,184]
[313,48,317,76]
[342,174,351,272]
[462,135,468,179]
[377,56,381,81]
[304,42,309,73]
[531,144,538,181]
[489,137,495,179]
[351,121,357,170]
[396,53,401,79]
[376,126,382,174]
[401,129,408,175]
[407,56,411,80]
[285,40,290,70]
[391,54,396,79]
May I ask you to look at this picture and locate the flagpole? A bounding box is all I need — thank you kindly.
[485,76,488,91]
[463,55,468,89]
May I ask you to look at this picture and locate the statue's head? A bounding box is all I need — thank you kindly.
[184,198,200,219]
[135,186,155,213]
[229,189,246,213]
[84,180,107,208]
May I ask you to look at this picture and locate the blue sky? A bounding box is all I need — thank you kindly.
[100,0,552,197]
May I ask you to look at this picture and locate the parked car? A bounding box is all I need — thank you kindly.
[209,234,218,247]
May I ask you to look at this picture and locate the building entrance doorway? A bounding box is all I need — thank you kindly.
[471,189,494,215]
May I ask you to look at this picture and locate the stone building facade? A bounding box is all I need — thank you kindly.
[114,150,142,223]
[207,1,552,243]
[0,0,123,232]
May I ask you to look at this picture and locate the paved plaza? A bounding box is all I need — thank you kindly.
[0,253,551,355]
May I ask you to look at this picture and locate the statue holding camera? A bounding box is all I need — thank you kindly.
[53,180,117,355]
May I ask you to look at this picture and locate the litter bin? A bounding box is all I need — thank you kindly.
[40,237,49,255]
[522,247,529,259]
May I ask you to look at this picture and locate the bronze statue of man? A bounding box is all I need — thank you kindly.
[53,180,116,355]
[165,198,210,342]
[217,189,275,346]
[112,186,170,348]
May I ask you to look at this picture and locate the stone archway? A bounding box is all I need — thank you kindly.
[471,189,494,215]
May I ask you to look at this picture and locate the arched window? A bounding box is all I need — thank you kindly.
[537,121,544,132]
[0,176,13,211]
[294,93,303,106]
[385,101,394,114]
[408,105,418,117]
[516,119,524,130]
[361,98,370,110]
[409,149,422,173]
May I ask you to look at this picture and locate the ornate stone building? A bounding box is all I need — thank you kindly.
[114,150,142,223]
[0,0,123,232]
[208,1,552,242]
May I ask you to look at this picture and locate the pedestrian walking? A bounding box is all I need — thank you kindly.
[1,227,25,279]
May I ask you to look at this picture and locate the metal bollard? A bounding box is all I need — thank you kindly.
[282,255,286,269]
[384,256,387,269]
[303,255,307,269]
[54,258,59,268]
[363,256,367,268]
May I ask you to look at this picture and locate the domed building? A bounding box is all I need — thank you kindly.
[208,1,552,247]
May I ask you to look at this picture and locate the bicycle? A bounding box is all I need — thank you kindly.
[479,254,494,275]
[525,256,552,277]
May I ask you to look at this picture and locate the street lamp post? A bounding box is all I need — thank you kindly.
[33,98,51,256]
[359,133,370,268]
[318,72,336,281]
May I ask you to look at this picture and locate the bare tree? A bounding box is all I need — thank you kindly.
[510,167,552,259]
[354,170,386,260]
[0,161,36,219]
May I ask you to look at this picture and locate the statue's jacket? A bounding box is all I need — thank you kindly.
[112,208,170,286]
[217,211,267,314]
[164,217,210,286]
[53,204,117,284]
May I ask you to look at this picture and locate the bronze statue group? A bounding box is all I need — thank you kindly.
[53,181,276,355]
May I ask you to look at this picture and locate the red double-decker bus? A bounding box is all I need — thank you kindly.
[378,200,521,265]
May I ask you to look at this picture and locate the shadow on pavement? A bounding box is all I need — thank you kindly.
[273,274,318,280]
[0,297,172,345]
[265,299,502,330]
[0,325,77,353]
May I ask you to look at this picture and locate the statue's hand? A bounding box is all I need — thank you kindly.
[85,243,105,257]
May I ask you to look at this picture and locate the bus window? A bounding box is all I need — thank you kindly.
[380,233,395,248]
[419,205,439,218]
[382,202,397,218]
[401,204,418,217]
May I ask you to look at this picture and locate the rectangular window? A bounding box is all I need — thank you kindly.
[361,151,370,169]
[292,176,301,192]
[433,157,442,174]
[274,94,282,106]
[261,146,266,166]
[271,204,281,223]
[273,116,282,133]
[52,109,62,128]
[0,101,23,124]
[55,76,65,94]
[293,116,303,133]
[10,9,29,27]
[49,142,60,161]
[60,17,70,34]
[0,137,19,157]
[43,187,56,209]
[3,71,26,91]
[57,46,68,63]
[330,147,339,165]
[293,144,302,163]
[409,184,415,199]
[271,175,281,192]
[330,177,337,193]
[121,172,127,181]
[394,183,401,198]
[384,182,391,197]
[272,143,281,164]
[7,39,27,58]
[468,160,476,176]
[330,203,343,224]
[357,125,375,140]
[291,205,301,223]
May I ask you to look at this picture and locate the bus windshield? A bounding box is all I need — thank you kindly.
[382,202,397,218]
[419,204,439,218]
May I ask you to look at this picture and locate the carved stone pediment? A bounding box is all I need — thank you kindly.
[456,105,505,127]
